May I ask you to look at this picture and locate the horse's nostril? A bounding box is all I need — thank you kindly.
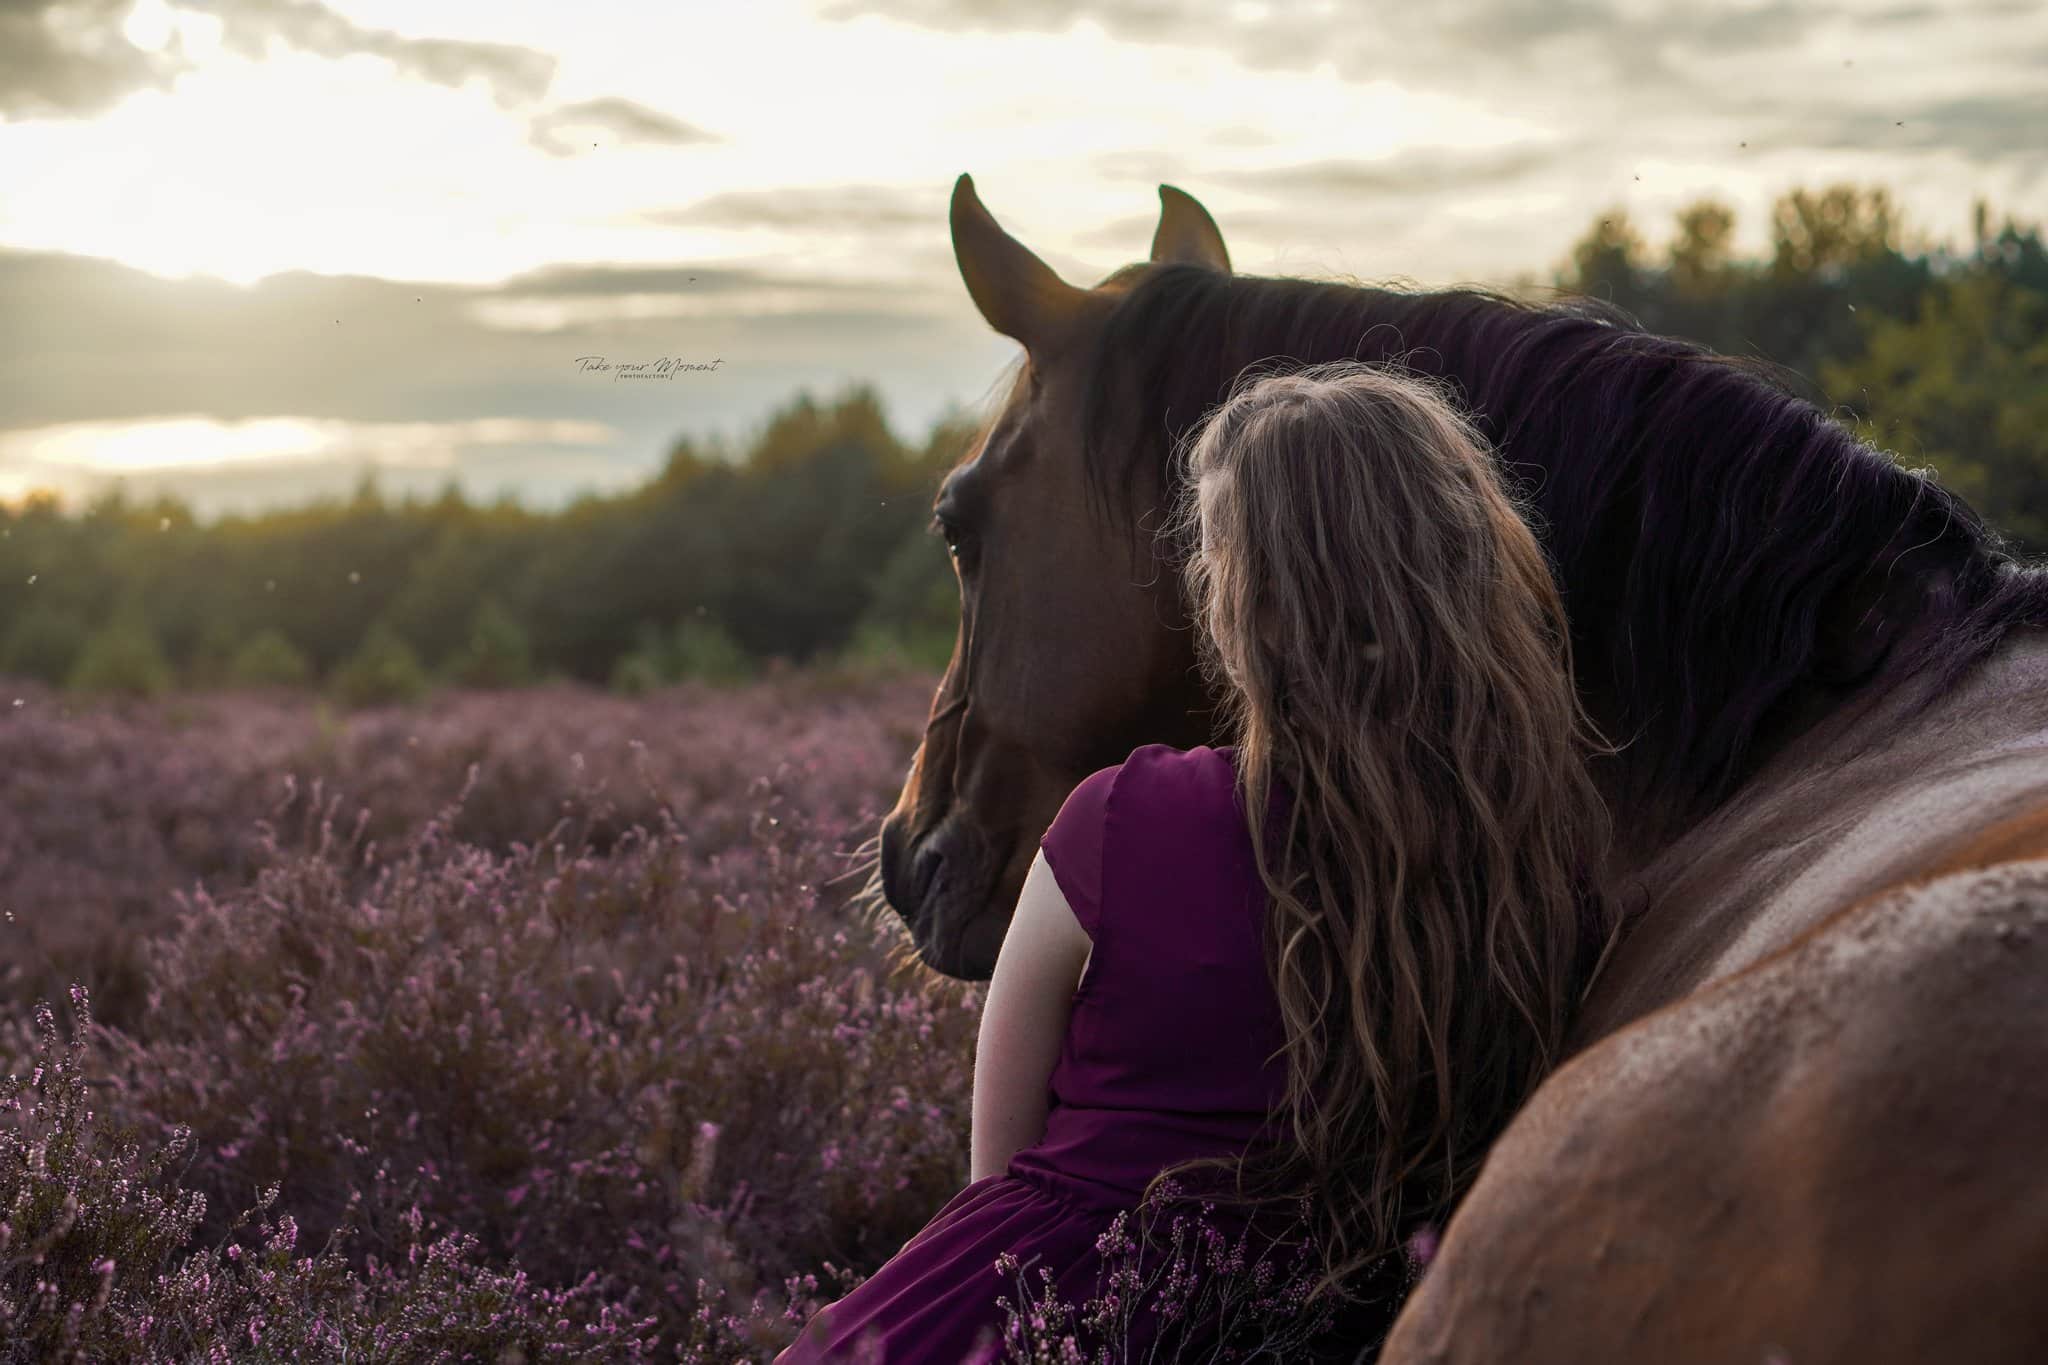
[909,842,945,910]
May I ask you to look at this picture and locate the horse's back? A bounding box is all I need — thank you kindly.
[1575,628,2048,1040]
[1379,854,2048,1364]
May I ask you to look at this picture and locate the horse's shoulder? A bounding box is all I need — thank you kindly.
[1386,856,2048,1365]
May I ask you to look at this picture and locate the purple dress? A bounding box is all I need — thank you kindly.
[778,743,1295,1364]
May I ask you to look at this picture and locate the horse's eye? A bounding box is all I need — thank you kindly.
[929,510,971,560]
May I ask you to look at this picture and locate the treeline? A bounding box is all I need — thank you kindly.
[2,182,2044,701]
[0,390,971,701]
[1558,186,2048,549]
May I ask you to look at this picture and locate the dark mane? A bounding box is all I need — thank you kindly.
[1079,263,2048,821]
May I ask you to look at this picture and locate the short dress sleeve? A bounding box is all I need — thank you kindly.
[1037,763,1120,941]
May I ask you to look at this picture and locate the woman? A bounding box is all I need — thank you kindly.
[779,359,1617,1362]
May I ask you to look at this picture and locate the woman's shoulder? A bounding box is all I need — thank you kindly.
[1116,742,1242,820]
[1123,740,1236,773]
[1124,742,1294,848]
[1118,740,1230,776]
[1044,745,1231,851]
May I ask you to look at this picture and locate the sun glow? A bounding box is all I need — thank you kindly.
[0,415,619,475]
[0,0,1544,289]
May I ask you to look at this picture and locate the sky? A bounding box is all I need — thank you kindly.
[1,0,2043,520]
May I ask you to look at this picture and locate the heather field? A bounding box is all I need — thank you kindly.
[0,668,990,1361]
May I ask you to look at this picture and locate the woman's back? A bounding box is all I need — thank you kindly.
[776,742,1309,1363]
[1009,740,1297,1210]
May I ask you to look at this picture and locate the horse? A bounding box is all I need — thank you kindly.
[864,173,2048,1362]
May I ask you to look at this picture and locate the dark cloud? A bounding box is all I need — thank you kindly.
[815,0,1970,54]
[641,184,944,233]
[814,0,1097,36]
[207,0,555,108]
[0,247,1014,518]
[0,0,189,118]
[1069,143,1572,251]
[0,0,556,120]
[811,0,1817,83]
[1206,145,1575,199]
[527,96,720,156]
[818,0,2044,130]
[1750,88,2048,168]
[490,259,924,302]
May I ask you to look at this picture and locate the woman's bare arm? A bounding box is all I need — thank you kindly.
[969,848,1094,1182]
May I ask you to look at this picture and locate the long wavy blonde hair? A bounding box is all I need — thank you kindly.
[1154,357,1619,1300]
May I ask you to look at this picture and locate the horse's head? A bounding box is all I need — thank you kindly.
[873,174,1230,979]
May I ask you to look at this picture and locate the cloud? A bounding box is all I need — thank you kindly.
[814,0,1767,84]
[1070,143,1575,254]
[1749,88,2048,170]
[0,0,556,120]
[643,184,944,233]
[815,0,1944,66]
[1205,145,1576,199]
[815,0,1091,36]
[819,0,2046,137]
[527,96,720,157]
[0,0,189,118]
[473,260,939,326]
[207,0,555,109]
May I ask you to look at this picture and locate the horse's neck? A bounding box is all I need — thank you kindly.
[1574,624,2048,1042]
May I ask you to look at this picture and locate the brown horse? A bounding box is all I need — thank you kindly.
[868,174,2048,1361]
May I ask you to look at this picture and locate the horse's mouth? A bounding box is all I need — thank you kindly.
[901,874,1005,981]
[880,813,1004,980]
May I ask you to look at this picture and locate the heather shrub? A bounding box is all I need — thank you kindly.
[0,986,661,1362]
[0,674,933,1032]
[293,676,925,857]
[1,986,207,1361]
[332,621,431,708]
[95,760,979,1350]
[0,667,1021,1357]
[671,1266,867,1365]
[226,628,314,689]
[989,1185,1440,1363]
[0,687,299,1028]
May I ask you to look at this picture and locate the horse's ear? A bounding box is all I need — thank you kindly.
[1151,184,1231,274]
[950,173,1092,358]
